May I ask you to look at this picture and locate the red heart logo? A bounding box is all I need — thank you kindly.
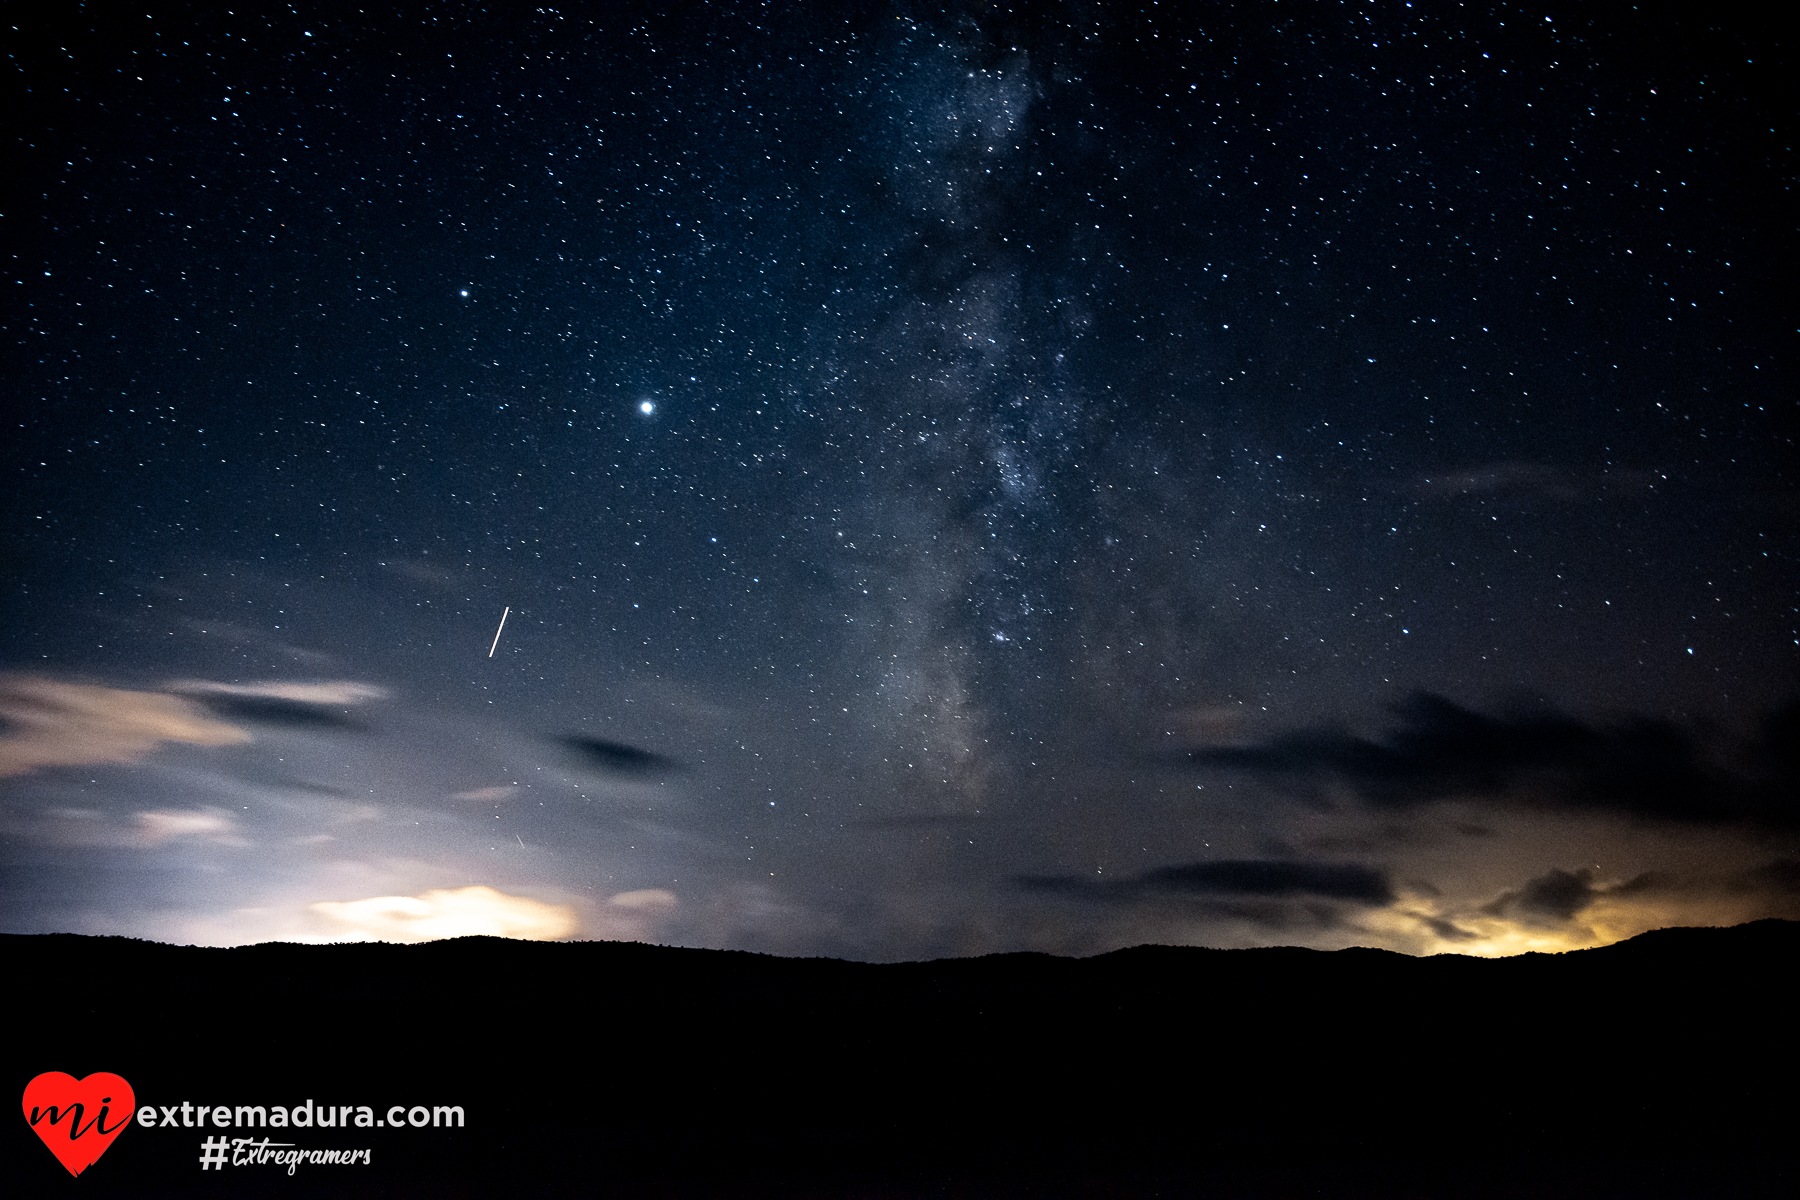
[22,1072,136,1177]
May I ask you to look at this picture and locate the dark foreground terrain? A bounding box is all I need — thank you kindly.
[7,921,1794,1197]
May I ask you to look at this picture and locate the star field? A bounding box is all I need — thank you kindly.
[3,1,1794,957]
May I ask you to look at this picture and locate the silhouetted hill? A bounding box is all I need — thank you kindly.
[7,922,1794,1197]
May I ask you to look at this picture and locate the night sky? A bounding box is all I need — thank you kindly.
[5,1,1794,960]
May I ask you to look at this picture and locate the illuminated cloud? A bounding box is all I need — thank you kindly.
[0,674,251,777]
[167,679,389,730]
[587,889,680,944]
[1359,905,1603,958]
[137,809,244,846]
[169,679,389,705]
[608,888,679,910]
[450,785,520,802]
[1361,858,1800,958]
[310,885,580,942]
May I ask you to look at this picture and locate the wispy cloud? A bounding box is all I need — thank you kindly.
[165,679,389,730]
[1410,460,1660,501]
[0,675,250,777]
[450,785,520,803]
[169,680,388,705]
[1021,859,1394,905]
[587,888,679,943]
[137,808,245,846]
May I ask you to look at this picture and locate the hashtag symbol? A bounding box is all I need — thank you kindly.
[198,1135,231,1170]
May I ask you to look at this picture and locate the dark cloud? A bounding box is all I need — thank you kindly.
[1191,693,1800,826]
[192,695,368,732]
[1477,858,1800,933]
[1483,867,1600,922]
[560,737,680,777]
[1415,914,1481,942]
[1020,859,1393,905]
[1607,871,1673,897]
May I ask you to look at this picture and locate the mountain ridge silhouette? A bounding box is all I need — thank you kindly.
[6,920,1793,1196]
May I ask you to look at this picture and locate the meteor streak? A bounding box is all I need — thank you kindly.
[488,607,510,657]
